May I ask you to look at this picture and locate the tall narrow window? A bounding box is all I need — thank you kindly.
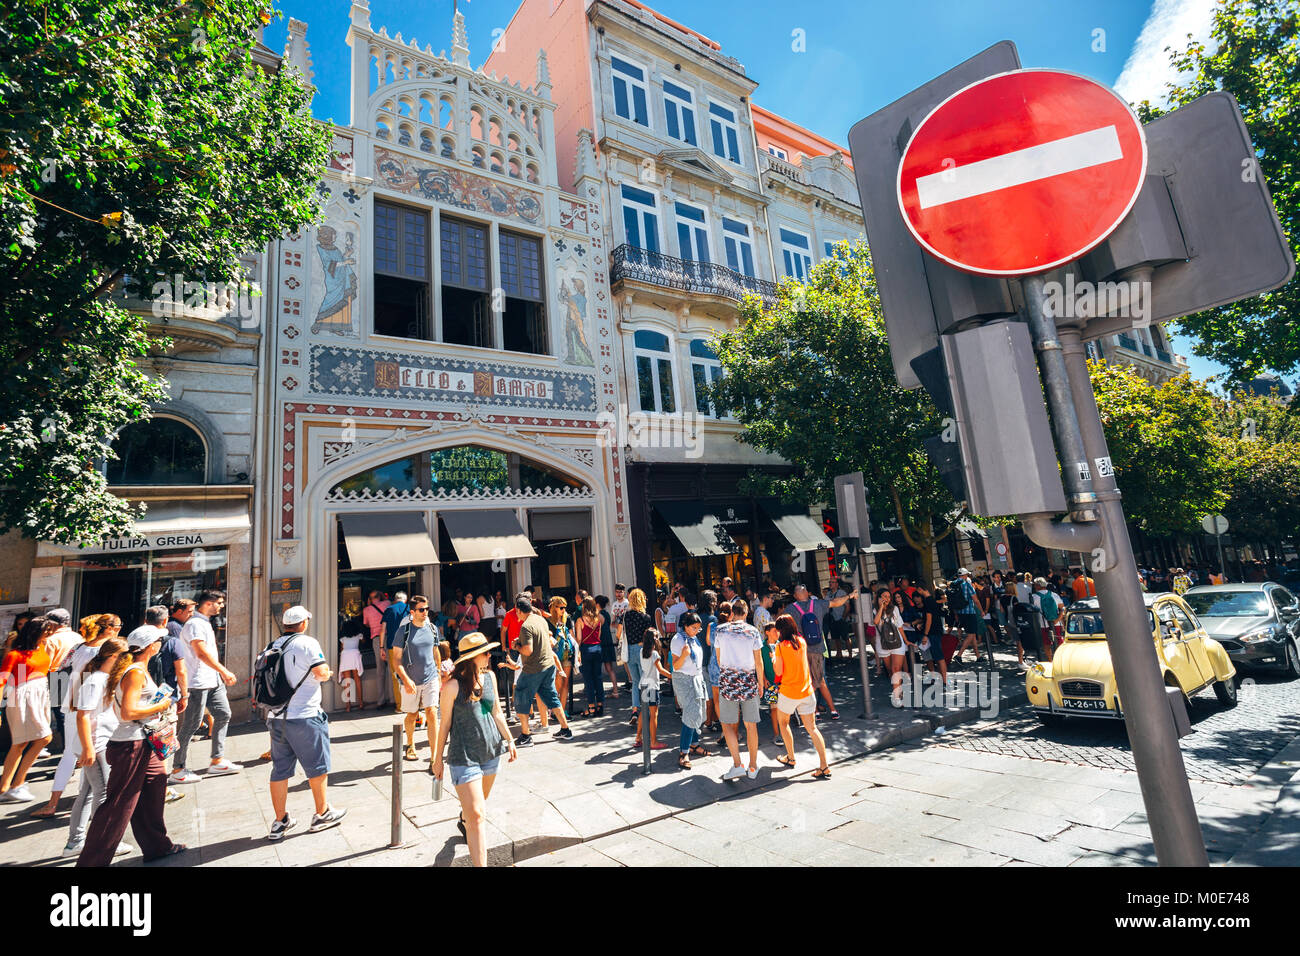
[689,339,726,418]
[500,230,547,355]
[441,216,492,348]
[722,217,755,277]
[708,101,741,164]
[633,330,675,413]
[662,79,696,146]
[780,227,812,281]
[675,202,710,263]
[374,201,430,339]
[611,56,649,127]
[621,184,660,255]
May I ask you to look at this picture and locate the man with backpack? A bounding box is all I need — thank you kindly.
[258,605,346,841]
[1032,577,1063,663]
[947,569,984,667]
[783,584,855,720]
[378,591,408,712]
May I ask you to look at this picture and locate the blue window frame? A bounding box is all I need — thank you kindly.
[662,79,697,146]
[621,184,660,253]
[612,56,649,127]
[675,202,710,263]
[780,227,812,281]
[722,217,755,277]
[709,102,741,164]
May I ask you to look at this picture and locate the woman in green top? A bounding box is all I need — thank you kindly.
[433,632,517,868]
[760,622,781,745]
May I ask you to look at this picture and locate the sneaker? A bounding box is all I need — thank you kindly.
[722,764,747,781]
[746,767,759,780]
[114,842,132,857]
[205,759,243,776]
[309,806,347,833]
[514,734,534,748]
[554,728,573,740]
[268,813,297,841]
[168,770,201,785]
[60,842,83,858]
[165,787,185,803]
[933,726,947,736]
[0,785,34,803]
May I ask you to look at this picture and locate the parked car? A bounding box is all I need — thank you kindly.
[1182,583,1300,678]
[1025,592,1237,722]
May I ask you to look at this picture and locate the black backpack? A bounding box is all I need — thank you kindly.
[251,635,312,716]
[946,582,967,614]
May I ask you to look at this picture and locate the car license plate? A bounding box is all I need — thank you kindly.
[1059,697,1109,711]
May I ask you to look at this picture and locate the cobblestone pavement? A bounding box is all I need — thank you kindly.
[932,671,1300,786]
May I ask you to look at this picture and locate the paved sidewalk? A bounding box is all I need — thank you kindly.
[523,710,1298,868]
[1,651,1024,867]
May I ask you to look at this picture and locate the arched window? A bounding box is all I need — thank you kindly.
[106,418,207,485]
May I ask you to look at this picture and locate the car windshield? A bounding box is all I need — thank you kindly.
[1065,610,1107,637]
[1182,592,1270,618]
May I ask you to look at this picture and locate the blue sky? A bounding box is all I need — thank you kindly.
[268,0,1234,385]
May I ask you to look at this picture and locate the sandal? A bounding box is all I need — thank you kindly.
[146,843,188,862]
[595,704,604,717]
[776,754,796,768]
[678,754,692,770]
[633,738,643,749]
[689,744,710,757]
[828,710,841,721]
[403,746,418,761]
[812,767,832,779]
[651,741,668,750]
[456,813,467,840]
[30,805,59,819]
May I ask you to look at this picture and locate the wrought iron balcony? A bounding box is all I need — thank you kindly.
[610,244,778,305]
[1116,333,1139,352]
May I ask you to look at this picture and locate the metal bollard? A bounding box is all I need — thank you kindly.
[389,722,403,848]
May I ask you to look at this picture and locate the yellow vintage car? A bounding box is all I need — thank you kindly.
[1025,592,1237,721]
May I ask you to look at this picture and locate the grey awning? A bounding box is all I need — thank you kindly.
[529,509,593,541]
[339,512,438,571]
[862,542,897,554]
[761,501,832,552]
[655,501,740,557]
[441,510,537,562]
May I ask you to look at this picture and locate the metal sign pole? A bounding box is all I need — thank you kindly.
[1046,310,1208,867]
[1217,530,1226,583]
[835,474,875,719]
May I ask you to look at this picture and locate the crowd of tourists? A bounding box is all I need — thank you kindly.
[5,558,1282,868]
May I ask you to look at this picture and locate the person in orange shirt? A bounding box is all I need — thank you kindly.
[0,616,60,802]
[1072,569,1097,602]
[770,614,830,779]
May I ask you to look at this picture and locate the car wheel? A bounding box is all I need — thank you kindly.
[1283,641,1300,681]
[1213,674,1238,708]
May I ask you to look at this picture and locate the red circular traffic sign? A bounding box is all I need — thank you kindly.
[897,69,1147,276]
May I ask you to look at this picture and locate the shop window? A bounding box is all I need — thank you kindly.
[441,216,492,348]
[499,230,547,355]
[633,330,675,413]
[374,201,431,339]
[106,418,206,485]
[329,456,418,497]
[689,338,726,418]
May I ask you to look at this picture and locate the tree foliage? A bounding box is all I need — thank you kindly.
[710,242,961,582]
[1090,361,1229,536]
[0,0,330,544]
[1136,0,1300,382]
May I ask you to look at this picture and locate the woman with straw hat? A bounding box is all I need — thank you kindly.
[433,631,517,867]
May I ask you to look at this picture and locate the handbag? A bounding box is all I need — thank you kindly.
[141,709,179,759]
[762,681,780,705]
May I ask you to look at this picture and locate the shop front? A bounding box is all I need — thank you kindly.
[289,435,612,711]
[627,463,831,597]
[34,494,252,665]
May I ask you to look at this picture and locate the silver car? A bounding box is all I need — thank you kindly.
[1182,583,1300,678]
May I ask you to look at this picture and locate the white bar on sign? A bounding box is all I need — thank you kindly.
[915,125,1124,209]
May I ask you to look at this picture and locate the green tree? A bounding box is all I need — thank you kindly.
[711,242,960,584]
[1,0,330,544]
[1090,361,1229,536]
[1136,0,1300,382]
[1211,386,1300,444]
[1220,435,1300,543]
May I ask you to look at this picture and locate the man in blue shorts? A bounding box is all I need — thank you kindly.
[503,595,572,747]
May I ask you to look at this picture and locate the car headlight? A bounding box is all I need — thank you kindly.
[1240,628,1275,644]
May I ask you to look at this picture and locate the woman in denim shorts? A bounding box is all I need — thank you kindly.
[433,632,517,867]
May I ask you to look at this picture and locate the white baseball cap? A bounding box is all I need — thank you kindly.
[282,605,312,626]
[125,625,167,651]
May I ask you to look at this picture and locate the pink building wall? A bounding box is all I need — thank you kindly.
[752,103,853,166]
[485,0,594,191]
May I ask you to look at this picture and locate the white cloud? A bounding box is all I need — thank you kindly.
[1114,0,1217,105]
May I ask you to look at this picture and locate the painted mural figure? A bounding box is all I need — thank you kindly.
[558,277,594,366]
[312,225,358,335]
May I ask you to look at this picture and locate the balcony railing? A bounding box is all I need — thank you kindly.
[759,151,809,185]
[1116,333,1139,352]
[610,244,778,305]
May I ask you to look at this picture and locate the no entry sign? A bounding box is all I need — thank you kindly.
[897,69,1147,276]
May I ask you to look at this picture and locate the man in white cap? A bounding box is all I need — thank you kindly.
[950,569,984,666]
[266,606,346,841]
